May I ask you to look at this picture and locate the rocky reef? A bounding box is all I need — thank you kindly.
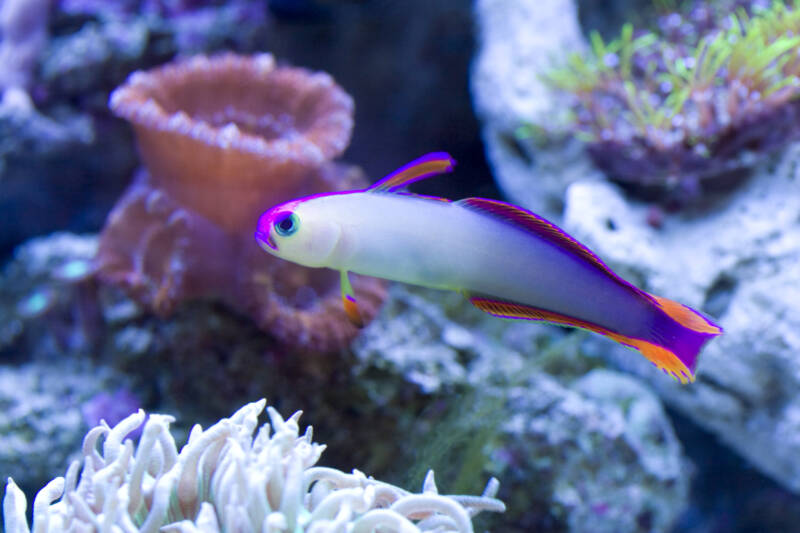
[0,1,272,258]
[0,233,689,532]
[471,0,598,219]
[5,0,800,531]
[0,360,129,499]
[564,142,800,493]
[473,0,800,528]
[473,0,800,210]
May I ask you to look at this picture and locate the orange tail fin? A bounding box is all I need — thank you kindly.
[652,295,723,335]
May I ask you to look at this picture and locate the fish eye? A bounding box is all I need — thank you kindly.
[274,212,299,237]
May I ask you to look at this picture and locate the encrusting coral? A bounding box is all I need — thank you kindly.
[537,0,800,204]
[2,399,505,533]
[96,53,386,351]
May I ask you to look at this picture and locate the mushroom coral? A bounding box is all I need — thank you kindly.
[97,53,386,351]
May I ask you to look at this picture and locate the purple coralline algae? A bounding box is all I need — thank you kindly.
[81,387,142,431]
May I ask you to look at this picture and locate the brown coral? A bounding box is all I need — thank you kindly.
[97,53,386,351]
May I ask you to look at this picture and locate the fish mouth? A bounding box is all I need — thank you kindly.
[256,232,278,252]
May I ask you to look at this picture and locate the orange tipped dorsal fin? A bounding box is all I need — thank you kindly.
[653,296,722,334]
[468,295,694,384]
[368,152,456,192]
[457,198,653,301]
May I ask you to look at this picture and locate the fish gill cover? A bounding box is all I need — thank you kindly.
[531,0,800,205]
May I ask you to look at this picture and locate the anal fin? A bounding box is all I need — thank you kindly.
[468,295,694,384]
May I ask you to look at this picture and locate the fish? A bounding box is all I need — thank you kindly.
[255,153,722,383]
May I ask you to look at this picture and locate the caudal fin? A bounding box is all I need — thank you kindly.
[635,295,723,384]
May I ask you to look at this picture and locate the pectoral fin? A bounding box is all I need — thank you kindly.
[340,270,364,328]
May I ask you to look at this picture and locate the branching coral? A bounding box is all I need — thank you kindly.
[2,400,505,533]
[97,53,386,351]
[538,0,800,203]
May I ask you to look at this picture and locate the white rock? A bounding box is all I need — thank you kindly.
[563,143,800,491]
[471,0,603,218]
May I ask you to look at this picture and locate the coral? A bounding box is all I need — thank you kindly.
[539,0,800,203]
[109,54,353,231]
[97,53,386,351]
[2,400,505,533]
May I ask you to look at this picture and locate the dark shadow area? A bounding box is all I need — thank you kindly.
[670,409,800,533]
[260,0,499,201]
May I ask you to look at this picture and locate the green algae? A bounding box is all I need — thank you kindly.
[535,1,800,201]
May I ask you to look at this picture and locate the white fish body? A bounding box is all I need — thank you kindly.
[255,153,722,383]
[291,192,647,335]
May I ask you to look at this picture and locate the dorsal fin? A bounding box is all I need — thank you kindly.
[394,191,451,203]
[456,197,652,301]
[367,152,456,192]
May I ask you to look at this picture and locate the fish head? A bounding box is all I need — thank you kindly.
[255,195,343,268]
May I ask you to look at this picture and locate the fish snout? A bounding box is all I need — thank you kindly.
[255,212,279,252]
[256,231,278,252]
